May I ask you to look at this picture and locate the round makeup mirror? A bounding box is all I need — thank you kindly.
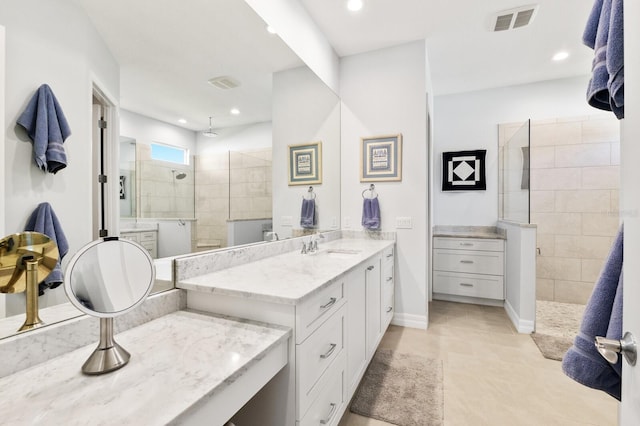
[64,237,155,375]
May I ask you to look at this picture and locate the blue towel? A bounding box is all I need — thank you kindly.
[361,198,380,230]
[562,225,623,400]
[17,84,72,174]
[583,0,624,119]
[300,199,316,229]
[24,202,69,295]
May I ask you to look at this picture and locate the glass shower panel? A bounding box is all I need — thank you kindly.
[499,120,530,223]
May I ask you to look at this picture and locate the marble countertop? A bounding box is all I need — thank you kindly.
[0,310,291,425]
[177,238,394,305]
[433,225,506,240]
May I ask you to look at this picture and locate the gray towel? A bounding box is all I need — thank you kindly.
[362,198,380,230]
[562,225,623,400]
[300,199,316,229]
[17,84,72,173]
[583,0,624,119]
[24,202,69,295]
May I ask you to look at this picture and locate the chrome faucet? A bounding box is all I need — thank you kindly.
[308,233,325,253]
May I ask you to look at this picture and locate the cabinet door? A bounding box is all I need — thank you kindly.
[365,256,381,360]
[346,268,366,397]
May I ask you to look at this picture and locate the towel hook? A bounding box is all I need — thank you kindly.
[303,186,317,200]
[362,184,378,199]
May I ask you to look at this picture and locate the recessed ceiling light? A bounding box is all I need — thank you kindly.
[266,25,277,34]
[552,51,569,61]
[178,118,187,124]
[230,108,240,115]
[347,0,363,12]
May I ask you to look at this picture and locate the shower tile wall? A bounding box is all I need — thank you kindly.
[530,115,620,304]
[136,143,195,219]
[195,153,230,249]
[195,148,272,249]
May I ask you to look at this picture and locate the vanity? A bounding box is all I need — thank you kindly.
[120,223,159,259]
[432,226,506,306]
[175,232,395,426]
[0,232,394,426]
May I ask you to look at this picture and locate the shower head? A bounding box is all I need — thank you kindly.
[172,170,187,180]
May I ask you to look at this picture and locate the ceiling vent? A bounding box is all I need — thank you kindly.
[492,4,538,31]
[207,76,241,90]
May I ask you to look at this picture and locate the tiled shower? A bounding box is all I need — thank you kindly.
[500,115,620,305]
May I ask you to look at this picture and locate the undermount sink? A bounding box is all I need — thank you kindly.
[323,248,362,258]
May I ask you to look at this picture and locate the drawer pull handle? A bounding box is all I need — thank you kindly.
[386,253,394,258]
[460,260,474,264]
[460,283,474,287]
[320,297,337,310]
[386,277,393,282]
[367,265,375,271]
[320,403,337,425]
[460,242,474,246]
[320,343,337,359]
[386,306,393,313]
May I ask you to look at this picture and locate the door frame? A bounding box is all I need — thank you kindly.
[91,80,119,239]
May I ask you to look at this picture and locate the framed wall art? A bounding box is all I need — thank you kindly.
[442,149,487,191]
[288,141,322,185]
[360,134,402,182]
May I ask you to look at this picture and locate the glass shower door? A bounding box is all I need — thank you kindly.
[499,120,530,223]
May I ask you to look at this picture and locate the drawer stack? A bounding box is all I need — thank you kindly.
[433,237,504,302]
[295,280,346,426]
[381,246,394,329]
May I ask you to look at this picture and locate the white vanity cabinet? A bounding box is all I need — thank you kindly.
[381,246,394,330]
[120,230,158,259]
[295,282,347,423]
[433,237,504,304]
[179,239,396,426]
[346,249,394,399]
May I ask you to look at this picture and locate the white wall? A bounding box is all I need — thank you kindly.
[272,66,341,238]
[120,110,197,154]
[197,121,271,155]
[341,41,428,328]
[433,75,611,226]
[498,220,537,333]
[1,0,119,311]
[244,0,340,94]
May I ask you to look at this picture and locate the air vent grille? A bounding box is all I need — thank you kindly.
[492,4,538,32]
[494,14,514,31]
[208,76,240,90]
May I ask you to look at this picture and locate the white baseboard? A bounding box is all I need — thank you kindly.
[391,313,427,330]
[504,299,534,334]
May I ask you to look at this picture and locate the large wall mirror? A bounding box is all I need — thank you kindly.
[0,0,341,341]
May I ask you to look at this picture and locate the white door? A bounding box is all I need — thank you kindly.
[620,1,640,422]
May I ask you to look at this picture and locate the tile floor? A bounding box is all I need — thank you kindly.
[339,300,618,426]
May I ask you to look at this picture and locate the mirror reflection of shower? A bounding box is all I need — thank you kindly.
[172,170,187,180]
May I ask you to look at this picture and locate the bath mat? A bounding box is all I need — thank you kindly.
[531,333,573,361]
[350,349,443,426]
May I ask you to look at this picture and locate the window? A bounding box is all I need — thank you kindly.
[150,142,188,165]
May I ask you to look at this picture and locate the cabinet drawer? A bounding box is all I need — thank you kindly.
[433,271,504,300]
[383,261,393,283]
[381,284,394,327]
[296,280,345,344]
[139,231,157,241]
[433,237,503,252]
[382,246,394,266]
[298,352,345,426]
[297,305,345,416]
[120,233,140,243]
[433,249,504,276]
[140,241,156,251]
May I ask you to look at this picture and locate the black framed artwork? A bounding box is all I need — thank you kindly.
[442,150,487,191]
